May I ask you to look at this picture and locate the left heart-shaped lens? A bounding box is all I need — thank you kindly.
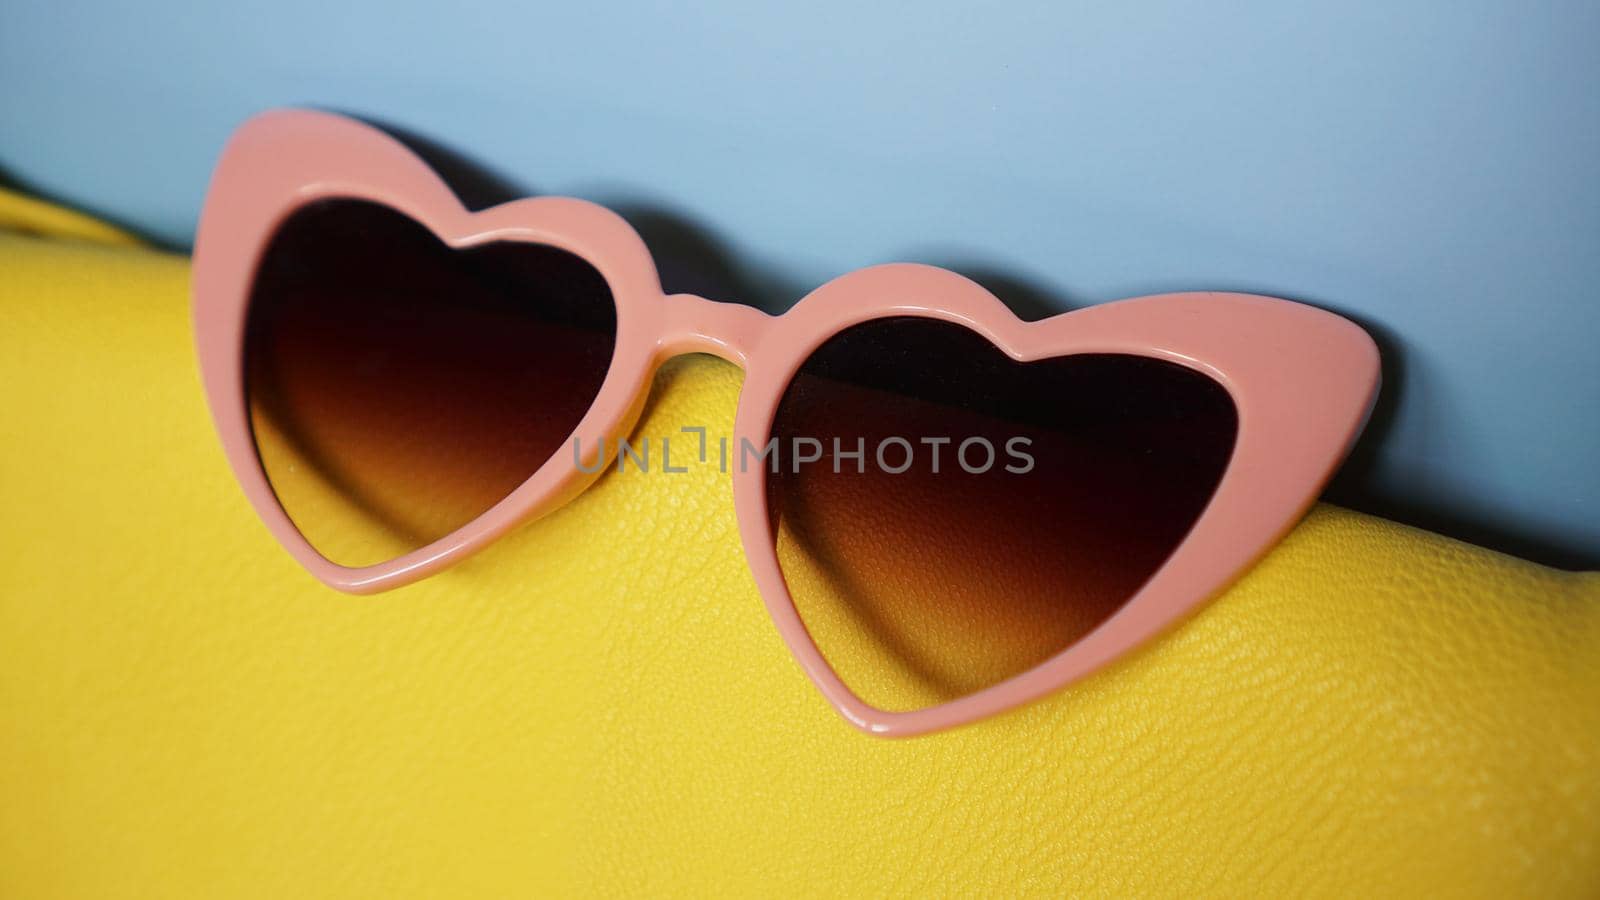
[245,198,617,567]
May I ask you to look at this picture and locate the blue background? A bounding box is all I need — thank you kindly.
[2,1,1595,565]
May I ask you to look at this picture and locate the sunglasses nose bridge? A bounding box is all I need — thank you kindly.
[656,292,772,368]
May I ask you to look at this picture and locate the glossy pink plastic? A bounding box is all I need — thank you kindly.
[193,109,1381,737]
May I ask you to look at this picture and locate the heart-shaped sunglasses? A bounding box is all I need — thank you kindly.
[193,109,1379,736]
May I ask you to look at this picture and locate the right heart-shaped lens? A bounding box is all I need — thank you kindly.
[767,316,1238,712]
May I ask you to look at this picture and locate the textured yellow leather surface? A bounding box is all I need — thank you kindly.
[2,194,1598,898]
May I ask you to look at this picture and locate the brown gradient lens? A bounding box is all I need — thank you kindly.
[768,317,1237,712]
[245,198,617,567]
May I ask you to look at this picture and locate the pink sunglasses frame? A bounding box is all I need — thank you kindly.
[194,109,1380,737]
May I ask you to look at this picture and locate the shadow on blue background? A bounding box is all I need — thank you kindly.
[1,1,1594,566]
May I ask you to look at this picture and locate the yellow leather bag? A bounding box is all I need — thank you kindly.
[2,188,1596,897]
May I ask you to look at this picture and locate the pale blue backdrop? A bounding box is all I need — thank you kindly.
[2,1,1595,564]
